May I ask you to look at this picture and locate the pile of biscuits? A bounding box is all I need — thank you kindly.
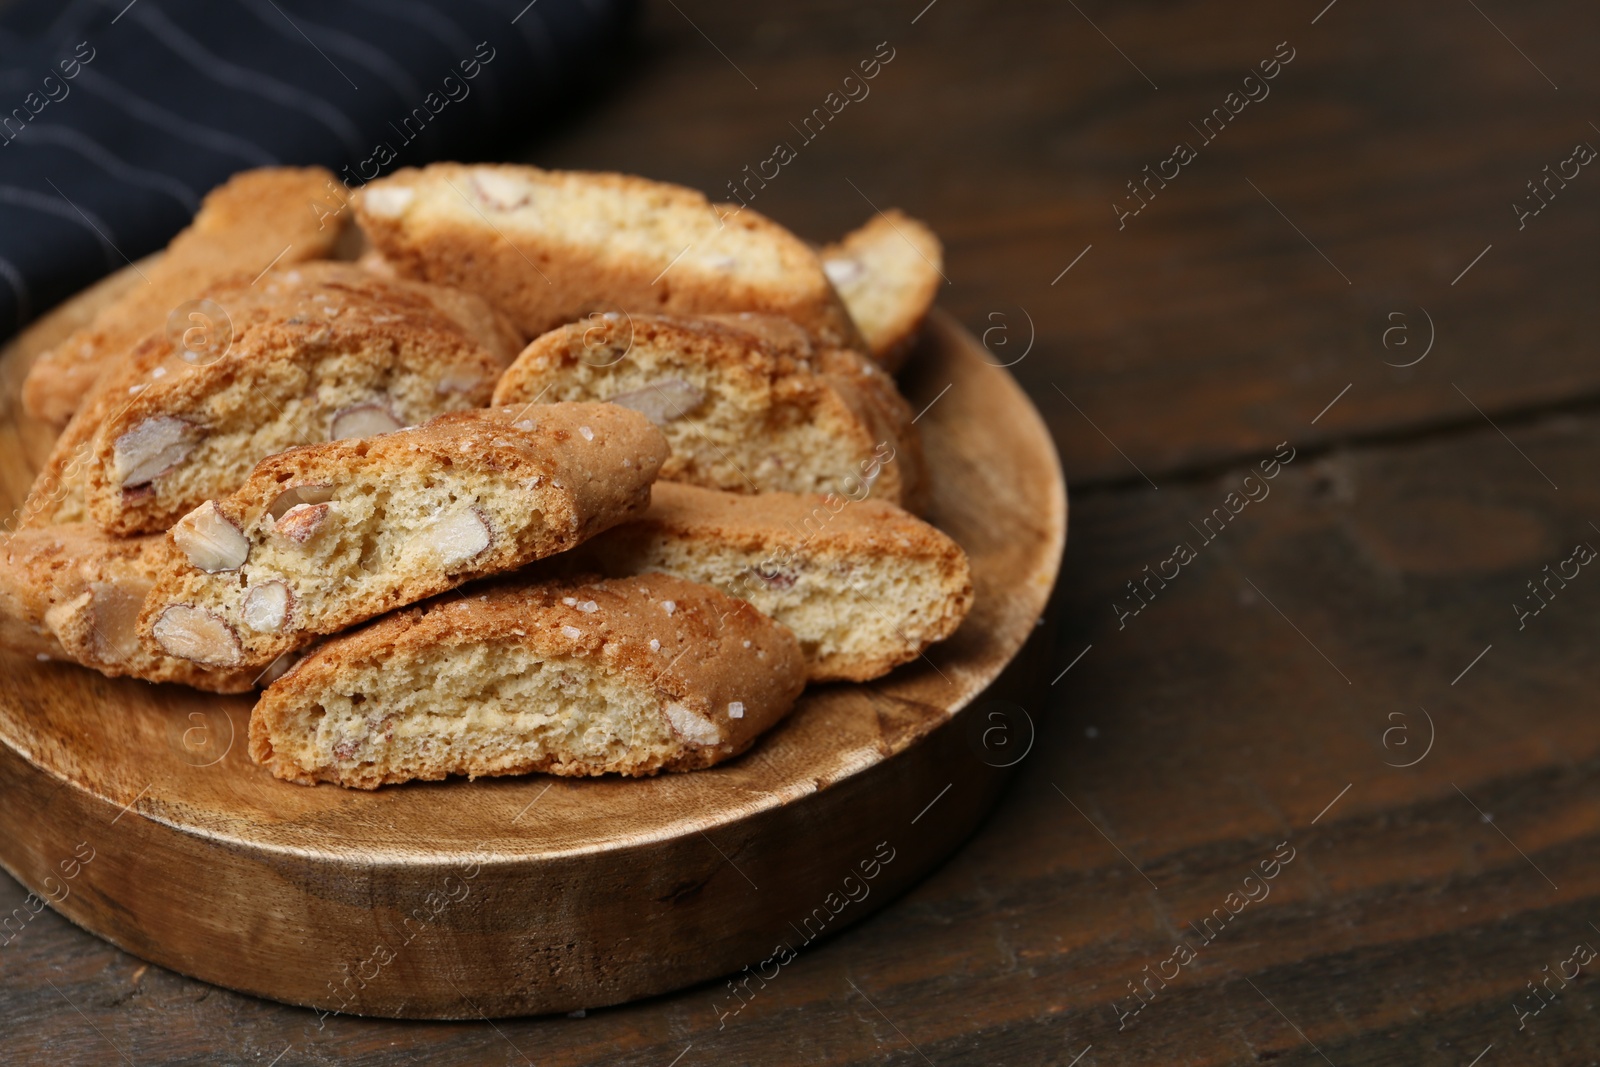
[0,164,969,790]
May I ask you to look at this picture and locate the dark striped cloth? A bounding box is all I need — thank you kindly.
[0,0,636,339]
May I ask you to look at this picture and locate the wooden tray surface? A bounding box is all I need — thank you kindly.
[0,274,1065,1019]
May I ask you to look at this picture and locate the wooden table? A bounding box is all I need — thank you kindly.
[7,0,1599,1062]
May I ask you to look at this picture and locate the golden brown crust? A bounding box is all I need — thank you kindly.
[250,572,806,788]
[821,209,943,371]
[136,403,669,669]
[354,163,864,349]
[492,312,927,511]
[22,167,352,425]
[621,480,960,558]
[409,277,522,363]
[0,524,256,691]
[22,263,514,535]
[582,482,973,681]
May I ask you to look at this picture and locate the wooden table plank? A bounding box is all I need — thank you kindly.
[532,0,1600,487]
[7,410,1599,1064]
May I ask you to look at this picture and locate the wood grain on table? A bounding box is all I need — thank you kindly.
[6,0,1599,1063]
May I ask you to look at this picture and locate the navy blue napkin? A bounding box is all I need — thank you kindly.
[0,0,636,339]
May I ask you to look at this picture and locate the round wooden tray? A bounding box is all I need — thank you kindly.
[0,270,1066,1020]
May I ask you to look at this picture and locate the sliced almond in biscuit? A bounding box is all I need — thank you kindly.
[266,483,334,520]
[417,508,493,569]
[113,416,201,488]
[274,502,331,545]
[172,501,249,573]
[607,378,705,425]
[242,581,292,633]
[330,402,405,440]
[150,604,244,667]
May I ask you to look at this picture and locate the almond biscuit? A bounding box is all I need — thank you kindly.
[137,404,668,671]
[492,312,927,510]
[22,167,353,426]
[78,262,516,535]
[821,210,943,370]
[249,572,806,788]
[354,163,863,349]
[0,523,257,692]
[21,263,517,535]
[579,482,972,681]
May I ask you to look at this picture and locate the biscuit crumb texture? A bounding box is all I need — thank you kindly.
[354,163,862,348]
[821,210,943,370]
[80,262,515,536]
[0,523,256,691]
[584,483,972,681]
[138,404,667,670]
[250,572,806,788]
[494,313,925,508]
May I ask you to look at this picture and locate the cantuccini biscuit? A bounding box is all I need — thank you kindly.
[76,262,515,536]
[0,524,256,692]
[21,263,518,535]
[820,210,943,370]
[137,404,668,671]
[249,572,806,789]
[22,167,353,426]
[492,312,927,510]
[578,482,972,681]
[353,163,863,349]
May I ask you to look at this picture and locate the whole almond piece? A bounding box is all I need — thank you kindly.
[419,508,492,568]
[112,416,200,487]
[275,502,331,545]
[172,501,249,572]
[330,402,404,440]
[150,604,243,667]
[242,581,292,633]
